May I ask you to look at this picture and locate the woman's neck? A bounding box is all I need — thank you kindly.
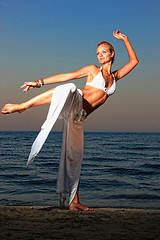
[101,62,112,74]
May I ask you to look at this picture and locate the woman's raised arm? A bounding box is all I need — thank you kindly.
[21,65,92,92]
[113,29,139,80]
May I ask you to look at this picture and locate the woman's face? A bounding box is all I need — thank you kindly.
[96,44,114,64]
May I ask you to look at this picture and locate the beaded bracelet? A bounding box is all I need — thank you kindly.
[40,79,44,86]
[35,79,44,88]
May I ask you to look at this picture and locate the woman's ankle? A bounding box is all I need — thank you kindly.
[17,102,28,113]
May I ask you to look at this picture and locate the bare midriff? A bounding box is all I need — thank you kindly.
[81,85,108,115]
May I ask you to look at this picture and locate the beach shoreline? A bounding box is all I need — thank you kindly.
[0,205,160,240]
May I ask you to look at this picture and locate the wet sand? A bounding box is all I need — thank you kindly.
[0,205,160,240]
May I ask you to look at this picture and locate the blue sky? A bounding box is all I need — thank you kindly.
[0,0,160,132]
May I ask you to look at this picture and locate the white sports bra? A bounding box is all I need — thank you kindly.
[86,67,116,96]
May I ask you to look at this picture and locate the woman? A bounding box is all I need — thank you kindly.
[1,30,139,210]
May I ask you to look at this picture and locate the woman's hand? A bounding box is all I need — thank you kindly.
[21,81,37,92]
[113,29,128,41]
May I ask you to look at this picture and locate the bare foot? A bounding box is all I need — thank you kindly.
[1,103,26,114]
[69,202,94,211]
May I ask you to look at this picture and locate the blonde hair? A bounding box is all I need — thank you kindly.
[97,41,115,64]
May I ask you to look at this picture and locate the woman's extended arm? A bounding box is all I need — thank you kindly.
[21,65,92,92]
[113,29,139,80]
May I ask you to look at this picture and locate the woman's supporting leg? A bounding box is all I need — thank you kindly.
[1,88,55,114]
[69,185,93,211]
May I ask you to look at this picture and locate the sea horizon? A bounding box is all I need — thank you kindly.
[0,131,160,209]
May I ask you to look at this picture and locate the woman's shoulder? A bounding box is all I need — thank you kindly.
[78,65,100,78]
[84,65,100,80]
[86,64,100,73]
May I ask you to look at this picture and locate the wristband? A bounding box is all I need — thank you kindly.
[35,79,44,88]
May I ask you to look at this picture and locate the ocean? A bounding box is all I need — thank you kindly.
[0,131,160,209]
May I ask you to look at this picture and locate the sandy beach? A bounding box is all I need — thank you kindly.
[0,206,160,240]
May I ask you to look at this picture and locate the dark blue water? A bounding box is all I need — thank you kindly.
[0,131,160,209]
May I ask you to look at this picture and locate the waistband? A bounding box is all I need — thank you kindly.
[78,89,82,95]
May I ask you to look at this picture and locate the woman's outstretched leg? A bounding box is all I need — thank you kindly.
[1,88,55,114]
